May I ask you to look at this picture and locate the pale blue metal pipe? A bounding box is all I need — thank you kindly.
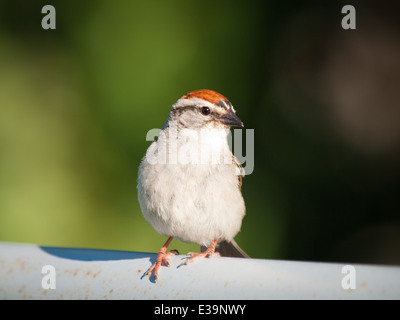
[0,242,399,299]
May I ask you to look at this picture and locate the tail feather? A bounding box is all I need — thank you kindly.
[201,239,249,258]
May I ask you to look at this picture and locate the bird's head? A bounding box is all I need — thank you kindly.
[169,89,243,130]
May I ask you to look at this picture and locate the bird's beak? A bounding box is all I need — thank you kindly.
[219,109,244,127]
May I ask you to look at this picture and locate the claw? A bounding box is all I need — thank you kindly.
[180,239,219,266]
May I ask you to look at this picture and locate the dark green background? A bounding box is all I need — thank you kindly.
[1,0,399,264]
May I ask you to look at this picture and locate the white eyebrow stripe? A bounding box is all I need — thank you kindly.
[172,97,214,110]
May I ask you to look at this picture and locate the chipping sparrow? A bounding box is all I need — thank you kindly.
[137,89,248,281]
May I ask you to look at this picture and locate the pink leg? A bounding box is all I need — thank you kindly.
[145,236,176,281]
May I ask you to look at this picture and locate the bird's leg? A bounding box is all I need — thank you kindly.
[145,236,176,281]
[181,239,220,265]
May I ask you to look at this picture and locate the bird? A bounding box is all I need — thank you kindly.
[137,89,248,281]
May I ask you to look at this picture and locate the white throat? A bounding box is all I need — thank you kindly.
[149,120,233,166]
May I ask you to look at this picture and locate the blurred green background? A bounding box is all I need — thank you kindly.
[0,0,399,264]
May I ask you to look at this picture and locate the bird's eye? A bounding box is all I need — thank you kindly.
[201,106,211,116]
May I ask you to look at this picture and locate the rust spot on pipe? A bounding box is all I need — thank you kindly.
[18,285,26,294]
[93,270,101,278]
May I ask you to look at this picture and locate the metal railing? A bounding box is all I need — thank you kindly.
[0,242,399,299]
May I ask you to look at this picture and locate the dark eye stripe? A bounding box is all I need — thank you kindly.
[170,105,196,115]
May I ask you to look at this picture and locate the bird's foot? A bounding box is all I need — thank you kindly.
[181,251,220,265]
[145,249,178,281]
[144,236,176,281]
[180,239,220,266]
